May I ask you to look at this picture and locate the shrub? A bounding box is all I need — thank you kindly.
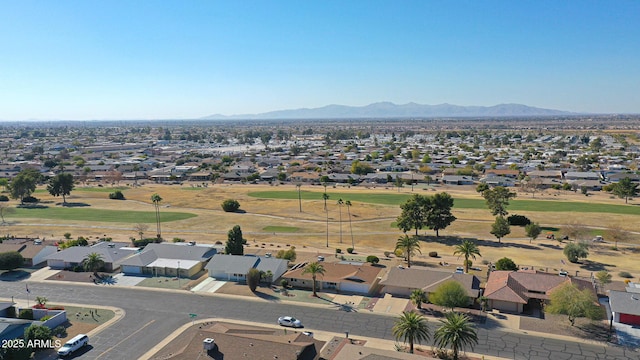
[172,238,185,243]
[39,315,52,321]
[6,306,16,318]
[495,257,518,271]
[63,232,72,240]
[366,255,380,264]
[18,309,34,320]
[481,259,490,265]
[53,326,67,337]
[221,199,241,212]
[109,190,125,200]
[335,248,342,254]
[346,247,354,254]
[428,251,438,257]
[0,195,8,201]
[619,271,634,279]
[276,247,297,262]
[22,196,39,203]
[464,259,473,268]
[383,251,392,258]
[280,279,289,288]
[507,214,531,226]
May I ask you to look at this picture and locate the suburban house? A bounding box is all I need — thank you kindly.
[119,243,217,278]
[484,270,596,313]
[205,254,289,283]
[44,241,138,272]
[608,283,640,326]
[0,240,57,267]
[150,321,324,360]
[282,261,384,295]
[379,267,481,306]
[440,175,474,185]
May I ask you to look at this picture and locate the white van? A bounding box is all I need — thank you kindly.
[57,334,89,357]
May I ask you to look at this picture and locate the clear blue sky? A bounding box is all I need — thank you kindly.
[1,1,639,120]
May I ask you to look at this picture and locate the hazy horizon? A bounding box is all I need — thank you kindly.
[1,1,639,121]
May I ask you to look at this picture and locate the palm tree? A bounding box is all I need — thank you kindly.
[296,183,302,212]
[453,239,481,273]
[392,311,430,354]
[395,235,421,268]
[301,262,326,297]
[345,200,354,249]
[151,193,163,239]
[322,192,329,212]
[83,252,105,277]
[410,289,428,310]
[337,198,344,244]
[434,312,478,360]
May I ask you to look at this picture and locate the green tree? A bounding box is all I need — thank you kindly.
[392,311,430,354]
[8,168,40,204]
[24,323,52,343]
[611,177,638,204]
[275,247,296,262]
[410,289,428,310]
[482,186,517,217]
[247,268,261,292]
[225,225,245,255]
[301,262,326,297]
[47,173,74,204]
[475,183,489,193]
[525,222,542,244]
[563,242,589,263]
[221,199,241,212]
[82,252,105,277]
[0,178,9,191]
[350,160,374,175]
[151,193,163,239]
[395,235,421,268]
[0,251,24,271]
[495,257,518,271]
[434,312,478,360]
[490,216,511,243]
[397,194,430,236]
[453,240,481,274]
[426,192,456,237]
[429,281,469,310]
[545,283,603,326]
[596,271,612,287]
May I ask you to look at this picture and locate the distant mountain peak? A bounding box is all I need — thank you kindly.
[202,102,574,120]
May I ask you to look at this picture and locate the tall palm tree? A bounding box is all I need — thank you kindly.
[296,183,302,212]
[83,252,105,277]
[151,193,163,239]
[410,289,428,310]
[301,262,326,297]
[337,198,344,244]
[345,200,354,249]
[434,312,478,360]
[392,311,430,354]
[453,240,481,273]
[395,235,421,268]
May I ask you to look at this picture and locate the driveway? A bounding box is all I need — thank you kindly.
[599,296,640,348]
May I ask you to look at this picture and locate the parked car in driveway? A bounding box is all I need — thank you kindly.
[278,316,303,328]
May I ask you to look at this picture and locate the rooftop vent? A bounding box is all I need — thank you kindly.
[203,338,216,351]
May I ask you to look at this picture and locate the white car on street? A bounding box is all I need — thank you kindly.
[278,316,303,328]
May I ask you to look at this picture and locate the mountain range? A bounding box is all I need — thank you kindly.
[202,102,574,120]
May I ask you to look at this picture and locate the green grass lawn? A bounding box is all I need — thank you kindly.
[263,226,299,232]
[249,190,640,215]
[6,208,197,223]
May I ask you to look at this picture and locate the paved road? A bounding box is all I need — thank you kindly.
[4,282,639,360]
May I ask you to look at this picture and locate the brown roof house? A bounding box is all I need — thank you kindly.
[484,270,596,314]
[283,261,384,295]
[150,321,324,360]
[0,240,58,267]
[379,267,481,306]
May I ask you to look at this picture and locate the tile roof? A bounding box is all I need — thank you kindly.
[484,271,596,304]
[379,267,481,297]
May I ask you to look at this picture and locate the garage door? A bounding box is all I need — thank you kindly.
[47,260,66,269]
[620,313,640,325]
[122,265,142,274]
[340,282,369,294]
